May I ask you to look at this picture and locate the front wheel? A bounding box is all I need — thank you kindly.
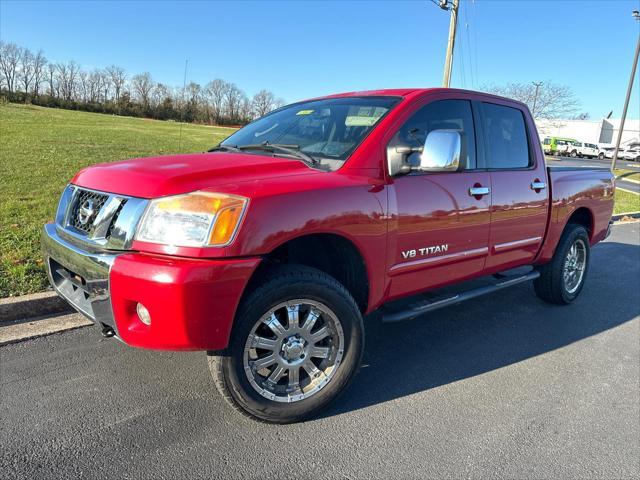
[598,153,605,160]
[570,150,578,158]
[534,224,590,304]
[208,265,364,423]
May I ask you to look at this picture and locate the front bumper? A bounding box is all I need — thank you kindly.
[42,223,260,350]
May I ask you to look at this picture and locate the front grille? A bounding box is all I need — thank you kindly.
[70,189,109,234]
[56,184,147,250]
[106,199,127,238]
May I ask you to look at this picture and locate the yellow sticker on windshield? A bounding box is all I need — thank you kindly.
[296,109,314,115]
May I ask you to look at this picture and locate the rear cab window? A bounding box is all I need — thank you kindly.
[480,103,531,169]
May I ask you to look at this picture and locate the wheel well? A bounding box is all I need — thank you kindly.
[567,207,593,238]
[249,234,369,313]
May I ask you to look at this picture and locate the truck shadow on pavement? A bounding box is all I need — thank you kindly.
[322,239,640,418]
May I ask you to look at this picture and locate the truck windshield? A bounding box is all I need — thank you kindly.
[220,96,399,166]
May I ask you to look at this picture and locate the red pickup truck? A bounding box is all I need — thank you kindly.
[42,88,614,423]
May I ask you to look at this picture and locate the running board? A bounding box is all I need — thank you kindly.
[381,270,540,323]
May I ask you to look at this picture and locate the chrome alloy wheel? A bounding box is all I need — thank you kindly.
[243,300,345,403]
[563,238,587,294]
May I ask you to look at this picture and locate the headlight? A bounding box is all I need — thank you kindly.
[135,191,248,247]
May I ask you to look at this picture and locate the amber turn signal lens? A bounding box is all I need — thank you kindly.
[208,198,246,245]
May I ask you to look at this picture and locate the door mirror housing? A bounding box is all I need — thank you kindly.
[418,129,461,172]
[387,129,461,176]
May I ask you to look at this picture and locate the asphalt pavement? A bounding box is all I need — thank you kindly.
[546,155,640,195]
[1,223,639,479]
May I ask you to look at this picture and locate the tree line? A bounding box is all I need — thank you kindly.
[0,41,285,125]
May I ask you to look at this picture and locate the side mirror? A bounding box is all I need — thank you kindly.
[418,129,461,172]
[387,129,462,176]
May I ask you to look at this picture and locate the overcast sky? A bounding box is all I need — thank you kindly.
[1,0,638,119]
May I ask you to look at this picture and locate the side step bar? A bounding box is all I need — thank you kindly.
[381,270,540,323]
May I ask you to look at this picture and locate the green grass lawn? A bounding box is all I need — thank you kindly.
[614,168,640,183]
[0,103,235,297]
[1,103,639,298]
[614,189,640,215]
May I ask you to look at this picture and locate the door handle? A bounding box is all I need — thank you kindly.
[469,186,491,197]
[530,181,547,191]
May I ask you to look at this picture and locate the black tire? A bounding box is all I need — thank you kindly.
[208,265,364,423]
[534,224,590,305]
[598,153,605,160]
[570,150,577,158]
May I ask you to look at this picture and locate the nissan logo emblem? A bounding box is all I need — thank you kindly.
[78,199,95,225]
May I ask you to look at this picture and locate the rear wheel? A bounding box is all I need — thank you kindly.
[570,150,578,158]
[208,265,364,423]
[534,224,590,304]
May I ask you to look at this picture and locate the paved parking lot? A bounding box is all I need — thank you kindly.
[1,223,639,479]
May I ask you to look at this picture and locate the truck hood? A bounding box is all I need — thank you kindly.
[71,152,319,198]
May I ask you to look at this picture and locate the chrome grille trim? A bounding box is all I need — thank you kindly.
[69,189,109,233]
[55,184,148,251]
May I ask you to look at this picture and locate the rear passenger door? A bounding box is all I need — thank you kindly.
[478,102,549,271]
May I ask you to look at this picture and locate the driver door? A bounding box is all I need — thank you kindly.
[387,99,491,300]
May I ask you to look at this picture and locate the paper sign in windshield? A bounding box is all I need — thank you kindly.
[345,115,379,126]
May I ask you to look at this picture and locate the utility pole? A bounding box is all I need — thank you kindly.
[442,0,460,88]
[611,10,640,171]
[532,81,543,118]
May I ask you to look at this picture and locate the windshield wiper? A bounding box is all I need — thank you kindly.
[207,144,241,153]
[238,142,319,166]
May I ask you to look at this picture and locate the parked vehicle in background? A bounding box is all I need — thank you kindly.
[563,141,599,158]
[41,88,615,423]
[598,145,615,160]
[542,136,577,156]
[621,145,640,161]
[556,140,572,156]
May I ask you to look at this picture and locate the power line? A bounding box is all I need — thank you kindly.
[472,0,479,88]
[463,0,474,88]
[458,20,467,88]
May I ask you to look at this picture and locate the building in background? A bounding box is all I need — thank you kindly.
[535,118,640,146]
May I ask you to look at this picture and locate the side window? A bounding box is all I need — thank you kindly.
[391,99,476,170]
[481,103,531,169]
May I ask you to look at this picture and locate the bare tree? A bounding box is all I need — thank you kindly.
[152,82,171,107]
[18,47,36,95]
[31,50,47,96]
[223,82,244,121]
[131,72,154,108]
[106,65,126,103]
[46,62,57,97]
[205,79,229,124]
[57,61,80,100]
[252,89,276,118]
[78,70,89,102]
[186,82,202,105]
[87,69,104,102]
[0,41,22,92]
[482,81,580,120]
[240,95,253,122]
